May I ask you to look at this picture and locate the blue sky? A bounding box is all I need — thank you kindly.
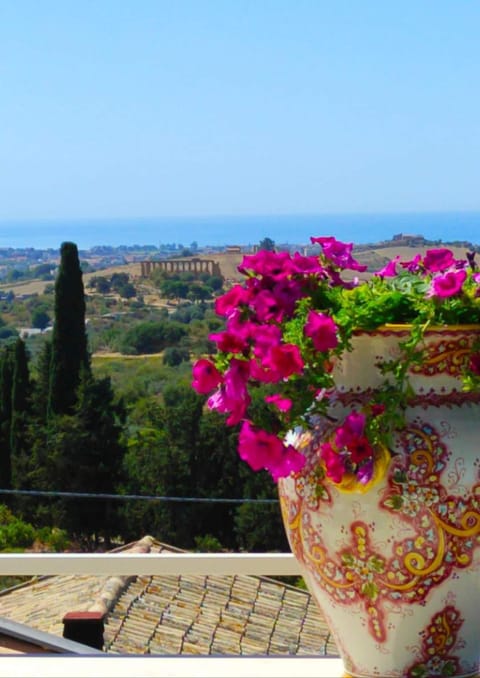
[1,1,479,219]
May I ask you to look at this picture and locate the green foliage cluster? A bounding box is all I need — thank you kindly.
[119,320,187,355]
[120,385,287,551]
[88,272,136,299]
[150,268,224,303]
[0,505,68,552]
[0,242,284,554]
[0,243,127,548]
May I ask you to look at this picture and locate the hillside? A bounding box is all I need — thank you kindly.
[0,245,475,298]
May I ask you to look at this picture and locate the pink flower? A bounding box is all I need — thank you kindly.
[238,421,305,480]
[469,352,480,375]
[290,252,327,275]
[327,269,360,289]
[215,285,251,317]
[428,269,467,298]
[261,343,304,379]
[319,442,346,483]
[269,445,305,481]
[249,359,283,383]
[311,236,367,272]
[370,403,386,417]
[400,254,422,273]
[265,394,293,412]
[209,330,247,354]
[335,411,366,449]
[423,248,455,273]
[346,436,374,464]
[357,458,374,485]
[272,278,305,317]
[238,250,293,281]
[192,359,223,394]
[375,256,400,278]
[251,324,282,359]
[251,289,283,322]
[304,311,338,352]
[207,359,251,425]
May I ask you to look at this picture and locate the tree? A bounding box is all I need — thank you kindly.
[159,279,189,301]
[117,282,136,299]
[187,283,212,303]
[48,242,90,415]
[259,237,275,251]
[10,339,31,459]
[163,346,190,366]
[48,372,126,545]
[88,276,111,294]
[9,339,32,503]
[110,272,129,292]
[0,345,14,490]
[0,339,31,494]
[119,321,186,355]
[31,308,51,330]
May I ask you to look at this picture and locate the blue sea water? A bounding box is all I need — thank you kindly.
[0,212,479,250]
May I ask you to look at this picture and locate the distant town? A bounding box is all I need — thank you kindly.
[0,233,477,284]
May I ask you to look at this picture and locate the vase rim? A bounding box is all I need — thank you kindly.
[360,323,480,333]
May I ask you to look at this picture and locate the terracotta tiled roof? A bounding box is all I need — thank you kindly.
[0,537,338,657]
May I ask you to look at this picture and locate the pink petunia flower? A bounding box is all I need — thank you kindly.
[311,236,367,272]
[238,250,294,281]
[375,256,400,278]
[346,436,374,464]
[469,352,480,375]
[209,330,247,354]
[423,248,455,273]
[428,269,467,298]
[335,411,366,449]
[251,324,283,359]
[319,442,346,483]
[250,289,284,323]
[215,285,251,317]
[272,278,306,317]
[304,311,338,352]
[357,458,374,485]
[192,359,223,394]
[370,403,386,417]
[265,394,293,412]
[207,359,251,425]
[261,343,304,379]
[238,421,305,479]
[290,252,327,275]
[400,254,422,273]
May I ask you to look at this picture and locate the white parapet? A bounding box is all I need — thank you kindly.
[0,552,301,577]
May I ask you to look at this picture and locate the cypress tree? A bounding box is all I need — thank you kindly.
[33,341,52,419]
[10,338,31,490]
[48,242,90,415]
[0,345,15,489]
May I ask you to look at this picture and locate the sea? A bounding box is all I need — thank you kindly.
[0,212,479,250]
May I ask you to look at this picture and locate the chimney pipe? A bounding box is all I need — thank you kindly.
[62,611,105,651]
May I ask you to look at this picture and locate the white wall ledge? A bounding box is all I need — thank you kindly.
[0,552,301,577]
[0,655,345,678]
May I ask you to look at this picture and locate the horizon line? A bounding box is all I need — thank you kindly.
[1,208,480,224]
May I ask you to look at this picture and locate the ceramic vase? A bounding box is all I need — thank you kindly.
[278,326,480,678]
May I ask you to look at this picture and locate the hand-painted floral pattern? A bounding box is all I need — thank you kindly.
[282,420,480,643]
[406,605,464,678]
[410,335,474,377]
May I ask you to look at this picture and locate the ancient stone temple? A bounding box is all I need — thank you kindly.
[140,257,222,278]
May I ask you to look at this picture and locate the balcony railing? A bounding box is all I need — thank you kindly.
[0,552,344,677]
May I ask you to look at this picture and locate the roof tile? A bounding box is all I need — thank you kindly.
[0,538,337,657]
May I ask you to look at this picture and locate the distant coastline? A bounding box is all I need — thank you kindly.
[1,211,479,250]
